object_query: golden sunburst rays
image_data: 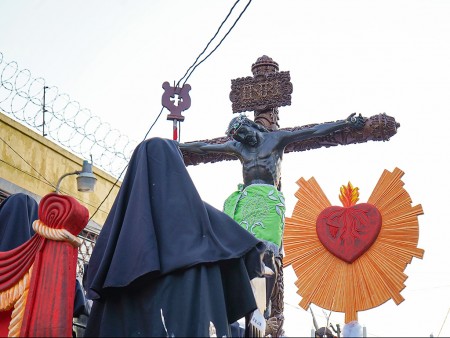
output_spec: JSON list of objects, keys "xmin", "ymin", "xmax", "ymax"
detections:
[{"xmin": 284, "ymin": 168, "xmax": 424, "ymax": 323}]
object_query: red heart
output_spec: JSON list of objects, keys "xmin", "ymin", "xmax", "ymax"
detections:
[{"xmin": 316, "ymin": 203, "xmax": 382, "ymax": 263}]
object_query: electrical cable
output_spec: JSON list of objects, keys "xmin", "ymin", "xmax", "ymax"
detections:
[
  {"xmin": 2, "ymin": 0, "xmax": 256, "ymax": 246},
  {"xmin": 89, "ymin": 1, "xmax": 253, "ymax": 221},
  {"xmin": 0, "ymin": 140, "xmax": 106, "ymax": 215},
  {"xmin": 182, "ymin": 0, "xmax": 252, "ymax": 86},
  {"xmin": 1, "ymin": 0, "xmax": 253, "ymax": 218},
  {"xmin": 176, "ymin": 0, "xmax": 241, "ymax": 88},
  {"xmin": 0, "ymin": 158, "xmax": 50, "ymax": 186},
  {"xmin": 142, "ymin": 106, "xmax": 165, "ymax": 141},
  {"xmin": 0, "ymin": 136, "xmax": 55, "ymax": 189},
  {"xmin": 88, "ymin": 106, "xmax": 165, "ymax": 221},
  {"xmin": 438, "ymin": 307, "xmax": 450, "ymax": 337}
]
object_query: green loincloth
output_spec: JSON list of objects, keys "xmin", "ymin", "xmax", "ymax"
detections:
[{"xmin": 223, "ymin": 184, "xmax": 285, "ymax": 248}]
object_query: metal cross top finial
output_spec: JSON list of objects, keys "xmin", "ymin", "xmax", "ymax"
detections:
[
  {"xmin": 162, "ymin": 82, "xmax": 192, "ymax": 122},
  {"xmin": 162, "ymin": 81, "xmax": 192, "ymax": 140}
]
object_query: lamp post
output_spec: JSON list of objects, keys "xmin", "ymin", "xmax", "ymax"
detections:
[{"xmin": 55, "ymin": 160, "xmax": 97, "ymax": 193}]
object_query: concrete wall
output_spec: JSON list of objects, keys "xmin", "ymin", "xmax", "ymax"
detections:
[{"xmin": 0, "ymin": 112, "xmax": 121, "ymax": 229}]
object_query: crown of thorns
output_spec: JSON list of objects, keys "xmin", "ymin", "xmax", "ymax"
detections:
[{"xmin": 226, "ymin": 114, "xmax": 248, "ymax": 136}]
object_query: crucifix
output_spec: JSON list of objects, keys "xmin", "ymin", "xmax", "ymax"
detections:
[{"xmin": 179, "ymin": 55, "xmax": 399, "ymax": 337}]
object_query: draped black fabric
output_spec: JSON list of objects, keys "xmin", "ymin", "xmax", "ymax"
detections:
[
  {"xmin": 85, "ymin": 137, "xmax": 265, "ymax": 337},
  {"xmin": 0, "ymin": 193, "xmax": 37, "ymax": 251}
]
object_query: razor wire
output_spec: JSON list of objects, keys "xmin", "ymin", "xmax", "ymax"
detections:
[{"xmin": 0, "ymin": 52, "xmax": 138, "ymax": 178}]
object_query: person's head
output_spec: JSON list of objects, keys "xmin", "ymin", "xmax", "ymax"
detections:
[
  {"xmin": 226, "ymin": 115, "xmax": 268, "ymax": 145},
  {"xmin": 315, "ymin": 327, "xmax": 334, "ymax": 338},
  {"xmin": 343, "ymin": 321, "xmax": 363, "ymax": 337}
]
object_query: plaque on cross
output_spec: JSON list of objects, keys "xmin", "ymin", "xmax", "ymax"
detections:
[{"xmin": 229, "ymin": 55, "xmax": 293, "ymax": 132}]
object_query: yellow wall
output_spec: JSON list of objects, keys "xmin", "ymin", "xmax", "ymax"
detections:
[{"xmin": 0, "ymin": 112, "xmax": 120, "ymax": 228}]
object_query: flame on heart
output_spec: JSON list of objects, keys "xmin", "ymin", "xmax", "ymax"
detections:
[{"xmin": 339, "ymin": 182, "xmax": 359, "ymax": 207}]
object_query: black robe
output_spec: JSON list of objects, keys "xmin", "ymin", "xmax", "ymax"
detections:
[
  {"xmin": 0, "ymin": 193, "xmax": 37, "ymax": 251},
  {"xmin": 84, "ymin": 137, "xmax": 265, "ymax": 337}
]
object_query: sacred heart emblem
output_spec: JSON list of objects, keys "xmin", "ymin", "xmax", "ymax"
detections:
[{"xmin": 316, "ymin": 183, "xmax": 382, "ymax": 263}]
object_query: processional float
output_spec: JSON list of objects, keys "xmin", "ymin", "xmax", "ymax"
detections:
[
  {"xmin": 0, "ymin": 56, "xmax": 419, "ymax": 338},
  {"xmin": 178, "ymin": 56, "xmax": 423, "ymax": 337}
]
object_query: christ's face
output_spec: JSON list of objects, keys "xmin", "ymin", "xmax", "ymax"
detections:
[{"xmin": 232, "ymin": 123, "xmax": 258, "ymax": 146}]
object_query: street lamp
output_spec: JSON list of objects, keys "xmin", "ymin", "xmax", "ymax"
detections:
[{"xmin": 55, "ymin": 160, "xmax": 97, "ymax": 193}]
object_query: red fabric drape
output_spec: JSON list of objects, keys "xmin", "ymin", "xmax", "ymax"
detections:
[{"xmin": 0, "ymin": 193, "xmax": 88, "ymax": 337}]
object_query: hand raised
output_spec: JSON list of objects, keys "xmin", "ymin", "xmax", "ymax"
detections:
[{"xmin": 347, "ymin": 113, "xmax": 365, "ymax": 129}]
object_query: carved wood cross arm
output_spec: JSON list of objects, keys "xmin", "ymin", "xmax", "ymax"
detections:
[{"xmin": 181, "ymin": 113, "xmax": 399, "ymax": 166}]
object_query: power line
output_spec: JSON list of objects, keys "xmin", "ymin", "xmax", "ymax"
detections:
[
  {"xmin": 1, "ymin": 0, "xmax": 255, "ymax": 231},
  {"xmin": 142, "ymin": 106, "xmax": 165, "ymax": 141},
  {"xmin": 182, "ymin": 0, "xmax": 253, "ymax": 86},
  {"xmin": 176, "ymin": 0, "xmax": 241, "ymax": 87},
  {"xmin": 0, "ymin": 138, "xmax": 108, "ymax": 216},
  {"xmin": 88, "ymin": 106, "xmax": 165, "ymax": 221},
  {"xmin": 0, "ymin": 135, "xmax": 55, "ymax": 189},
  {"xmin": 0, "ymin": 158, "xmax": 50, "ymax": 186},
  {"xmin": 438, "ymin": 307, "xmax": 450, "ymax": 337},
  {"xmin": 2, "ymin": 0, "xmax": 255, "ymax": 225},
  {"xmin": 89, "ymin": 1, "xmax": 254, "ymax": 221}
]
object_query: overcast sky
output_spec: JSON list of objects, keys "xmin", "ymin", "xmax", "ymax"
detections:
[{"xmin": 1, "ymin": 1, "xmax": 450, "ymax": 336}]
